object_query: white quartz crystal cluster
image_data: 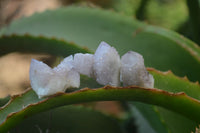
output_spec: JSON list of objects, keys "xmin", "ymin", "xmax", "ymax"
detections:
[
  {"xmin": 30, "ymin": 41, "xmax": 154, "ymax": 98},
  {"xmin": 29, "ymin": 56, "xmax": 80, "ymax": 98},
  {"xmin": 120, "ymin": 51, "xmax": 154, "ymax": 88},
  {"xmin": 93, "ymin": 42, "xmax": 120, "ymax": 86}
]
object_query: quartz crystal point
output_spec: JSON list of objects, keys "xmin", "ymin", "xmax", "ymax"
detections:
[
  {"xmin": 53, "ymin": 55, "xmax": 80, "ymax": 89},
  {"xmin": 53, "ymin": 55, "xmax": 73, "ymax": 73},
  {"xmin": 120, "ymin": 51, "xmax": 154, "ymax": 88},
  {"xmin": 73, "ymin": 53, "xmax": 94, "ymax": 77},
  {"xmin": 30, "ymin": 56, "xmax": 80, "ymax": 98},
  {"xmin": 93, "ymin": 41, "xmax": 121, "ymax": 86}
]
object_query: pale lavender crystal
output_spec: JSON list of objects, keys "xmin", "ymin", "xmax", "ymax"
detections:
[
  {"xmin": 29, "ymin": 56, "xmax": 80, "ymax": 98},
  {"xmin": 73, "ymin": 53, "xmax": 94, "ymax": 77},
  {"xmin": 93, "ymin": 41, "xmax": 120, "ymax": 86},
  {"xmin": 120, "ymin": 51, "xmax": 154, "ymax": 88}
]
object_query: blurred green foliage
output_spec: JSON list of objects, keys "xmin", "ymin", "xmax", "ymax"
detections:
[
  {"xmin": 0, "ymin": 0, "xmax": 200, "ymax": 133},
  {"xmin": 114, "ymin": 0, "xmax": 188, "ymax": 30}
]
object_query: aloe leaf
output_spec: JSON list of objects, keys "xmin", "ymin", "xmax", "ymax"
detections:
[
  {"xmin": 0, "ymin": 68, "xmax": 200, "ymax": 132},
  {"xmin": 9, "ymin": 105, "xmax": 123, "ymax": 133},
  {"xmin": 148, "ymin": 68, "xmax": 200, "ymax": 100},
  {"xmin": 130, "ymin": 102, "xmax": 168, "ymax": 133},
  {"xmin": 0, "ymin": 6, "xmax": 200, "ymax": 133},
  {"xmin": 131, "ymin": 102, "xmax": 198, "ymax": 133},
  {"xmin": 0, "ymin": 6, "xmax": 199, "ymax": 82},
  {"xmin": 0, "ymin": 87, "xmax": 199, "ymax": 132},
  {"xmin": 129, "ymin": 68, "xmax": 200, "ymax": 133},
  {"xmin": 0, "ymin": 35, "xmax": 90, "ymax": 56},
  {"xmin": 156, "ymin": 106, "xmax": 198, "ymax": 133},
  {"xmin": 0, "ymin": 96, "xmax": 10, "ymax": 107}
]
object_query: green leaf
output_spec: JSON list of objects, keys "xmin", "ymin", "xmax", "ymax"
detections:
[
  {"xmin": 129, "ymin": 103, "xmax": 158, "ymax": 133},
  {"xmin": 0, "ymin": 96, "xmax": 10, "ymax": 107},
  {"xmin": 151, "ymin": 68, "xmax": 200, "ymax": 133},
  {"xmin": 129, "ymin": 69, "xmax": 200, "ymax": 133},
  {"xmin": 149, "ymin": 68, "xmax": 200, "ymax": 100},
  {"xmin": 0, "ymin": 6, "xmax": 200, "ymax": 133},
  {"xmin": 0, "ymin": 6, "xmax": 199, "ymax": 82},
  {"xmin": 9, "ymin": 105, "xmax": 123, "ymax": 133},
  {"xmin": 113, "ymin": 0, "xmax": 188, "ymax": 30},
  {"xmin": 0, "ymin": 69, "xmax": 200, "ymax": 132},
  {"xmin": 0, "ymin": 35, "xmax": 90, "ymax": 56},
  {"xmin": 131, "ymin": 102, "xmax": 198, "ymax": 133},
  {"xmin": 156, "ymin": 106, "xmax": 198, "ymax": 133}
]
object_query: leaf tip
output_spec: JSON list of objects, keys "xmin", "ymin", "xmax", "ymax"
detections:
[
  {"xmin": 182, "ymin": 76, "xmax": 189, "ymax": 81},
  {"xmin": 195, "ymin": 81, "xmax": 200, "ymax": 85}
]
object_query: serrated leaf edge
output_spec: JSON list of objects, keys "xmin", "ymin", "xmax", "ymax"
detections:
[
  {"xmin": 0, "ymin": 34, "xmax": 91, "ymax": 54},
  {"xmin": 147, "ymin": 68, "xmax": 200, "ymax": 86},
  {"xmin": 1, "ymin": 85, "xmax": 200, "ymax": 132}
]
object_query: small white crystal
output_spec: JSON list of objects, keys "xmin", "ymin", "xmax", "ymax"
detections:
[
  {"xmin": 30, "ymin": 59, "xmax": 54, "ymax": 98},
  {"xmin": 73, "ymin": 53, "xmax": 94, "ymax": 77},
  {"xmin": 66, "ymin": 69, "xmax": 80, "ymax": 88},
  {"xmin": 53, "ymin": 55, "xmax": 80, "ymax": 89},
  {"xmin": 53, "ymin": 55, "xmax": 73, "ymax": 73},
  {"xmin": 93, "ymin": 41, "xmax": 120, "ymax": 86},
  {"xmin": 120, "ymin": 51, "xmax": 154, "ymax": 88},
  {"xmin": 141, "ymin": 72, "xmax": 154, "ymax": 88},
  {"xmin": 29, "ymin": 56, "xmax": 80, "ymax": 98}
]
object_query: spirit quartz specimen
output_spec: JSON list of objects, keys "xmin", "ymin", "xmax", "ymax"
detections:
[{"xmin": 30, "ymin": 41, "xmax": 154, "ymax": 98}]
